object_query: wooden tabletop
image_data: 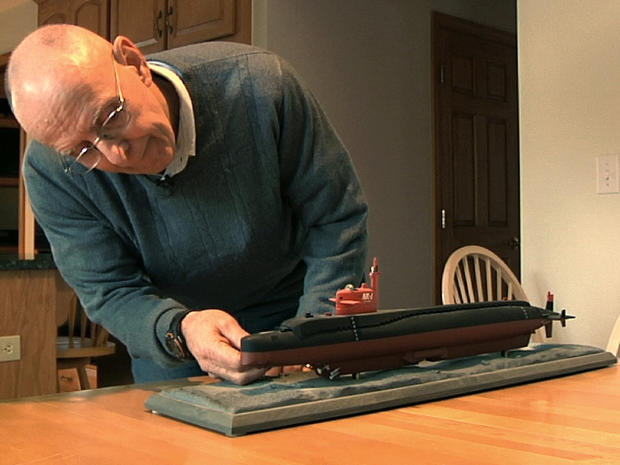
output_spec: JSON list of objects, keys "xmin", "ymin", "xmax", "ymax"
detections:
[{"xmin": 2, "ymin": 365, "xmax": 619, "ymax": 465}]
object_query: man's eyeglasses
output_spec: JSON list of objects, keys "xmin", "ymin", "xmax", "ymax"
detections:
[{"xmin": 64, "ymin": 56, "xmax": 127, "ymax": 175}]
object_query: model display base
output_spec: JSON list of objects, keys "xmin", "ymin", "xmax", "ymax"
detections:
[{"xmin": 145, "ymin": 344, "xmax": 616, "ymax": 436}]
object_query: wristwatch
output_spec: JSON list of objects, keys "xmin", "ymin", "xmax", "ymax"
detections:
[{"xmin": 164, "ymin": 311, "xmax": 193, "ymax": 360}]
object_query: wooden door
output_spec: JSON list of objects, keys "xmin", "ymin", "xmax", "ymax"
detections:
[
  {"xmin": 433, "ymin": 12, "xmax": 520, "ymax": 299},
  {"xmin": 110, "ymin": 0, "xmax": 167, "ymax": 54}
]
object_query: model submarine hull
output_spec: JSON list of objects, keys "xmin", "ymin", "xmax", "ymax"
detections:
[{"xmin": 240, "ymin": 300, "xmax": 573, "ymax": 378}]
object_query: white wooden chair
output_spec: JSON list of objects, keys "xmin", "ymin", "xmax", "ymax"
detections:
[
  {"xmin": 57, "ymin": 294, "xmax": 116, "ymax": 391},
  {"xmin": 606, "ymin": 314, "xmax": 620, "ymax": 356},
  {"xmin": 441, "ymin": 245, "xmax": 545, "ymax": 343}
]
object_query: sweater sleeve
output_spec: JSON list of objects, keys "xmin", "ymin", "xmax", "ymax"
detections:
[
  {"xmin": 23, "ymin": 142, "xmax": 188, "ymax": 367},
  {"xmin": 272, "ymin": 58, "xmax": 369, "ymax": 316}
]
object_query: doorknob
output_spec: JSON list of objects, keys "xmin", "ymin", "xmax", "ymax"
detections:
[{"xmin": 509, "ymin": 236, "xmax": 520, "ymax": 250}]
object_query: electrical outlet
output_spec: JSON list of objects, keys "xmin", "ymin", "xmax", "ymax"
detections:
[
  {"xmin": 596, "ymin": 154, "xmax": 620, "ymax": 194},
  {"xmin": 0, "ymin": 335, "xmax": 21, "ymax": 362}
]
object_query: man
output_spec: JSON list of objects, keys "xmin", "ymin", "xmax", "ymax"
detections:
[{"xmin": 6, "ymin": 25, "xmax": 368, "ymax": 384}]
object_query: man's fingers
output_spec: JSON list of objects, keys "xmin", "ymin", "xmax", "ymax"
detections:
[
  {"xmin": 181, "ymin": 309, "xmax": 266, "ymax": 384},
  {"xmin": 207, "ymin": 365, "xmax": 269, "ymax": 385}
]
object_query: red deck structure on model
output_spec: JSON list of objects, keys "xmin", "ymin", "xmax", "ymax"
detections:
[{"xmin": 330, "ymin": 257, "xmax": 380, "ymax": 315}]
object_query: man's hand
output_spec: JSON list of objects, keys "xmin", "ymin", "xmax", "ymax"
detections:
[{"xmin": 181, "ymin": 309, "xmax": 268, "ymax": 385}]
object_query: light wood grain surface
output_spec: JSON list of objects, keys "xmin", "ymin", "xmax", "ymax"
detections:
[
  {"xmin": 1, "ymin": 365, "xmax": 619, "ymax": 465},
  {"xmin": 0, "ymin": 269, "xmax": 75, "ymax": 400},
  {"xmin": 0, "ymin": 270, "xmax": 56, "ymax": 399}
]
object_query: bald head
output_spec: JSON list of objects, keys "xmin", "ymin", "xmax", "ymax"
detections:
[
  {"xmin": 6, "ymin": 25, "xmax": 175, "ymax": 175},
  {"xmin": 7, "ymin": 24, "xmax": 114, "ymax": 143}
]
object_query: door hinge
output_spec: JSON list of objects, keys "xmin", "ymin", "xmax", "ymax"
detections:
[
  {"xmin": 440, "ymin": 64, "xmax": 445, "ymax": 84},
  {"xmin": 166, "ymin": 6, "xmax": 174, "ymax": 34},
  {"xmin": 441, "ymin": 209, "xmax": 446, "ymax": 229}
]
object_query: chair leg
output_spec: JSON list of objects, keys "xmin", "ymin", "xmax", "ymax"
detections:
[{"xmin": 77, "ymin": 366, "xmax": 90, "ymax": 390}]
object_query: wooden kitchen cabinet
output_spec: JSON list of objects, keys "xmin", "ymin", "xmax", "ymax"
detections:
[
  {"xmin": 0, "ymin": 54, "xmax": 38, "ymax": 257},
  {"xmin": 0, "ymin": 265, "xmax": 71, "ymax": 399},
  {"xmin": 110, "ymin": 0, "xmax": 250, "ymax": 54},
  {"xmin": 110, "ymin": 0, "xmax": 166, "ymax": 53},
  {"xmin": 36, "ymin": 0, "xmax": 250, "ymax": 53},
  {"xmin": 37, "ymin": 0, "xmax": 110, "ymax": 38}
]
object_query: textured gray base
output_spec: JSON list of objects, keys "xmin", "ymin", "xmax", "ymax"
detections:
[{"xmin": 145, "ymin": 344, "xmax": 617, "ymax": 436}]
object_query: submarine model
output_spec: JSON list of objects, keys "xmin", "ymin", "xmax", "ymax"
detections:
[{"xmin": 240, "ymin": 258, "xmax": 574, "ymax": 378}]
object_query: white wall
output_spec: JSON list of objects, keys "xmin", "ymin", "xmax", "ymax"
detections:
[
  {"xmin": 519, "ymin": 0, "xmax": 620, "ymax": 349},
  {"xmin": 0, "ymin": 0, "xmax": 37, "ymax": 55},
  {"xmin": 254, "ymin": 0, "xmax": 516, "ymax": 310}
]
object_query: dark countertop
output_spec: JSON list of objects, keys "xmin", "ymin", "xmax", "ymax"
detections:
[{"xmin": 0, "ymin": 253, "xmax": 56, "ymax": 270}]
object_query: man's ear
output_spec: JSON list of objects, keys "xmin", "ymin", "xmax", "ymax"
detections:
[{"xmin": 112, "ymin": 35, "xmax": 153, "ymax": 86}]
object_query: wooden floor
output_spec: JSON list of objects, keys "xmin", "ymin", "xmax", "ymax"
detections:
[{"xmin": 1, "ymin": 364, "xmax": 619, "ymax": 464}]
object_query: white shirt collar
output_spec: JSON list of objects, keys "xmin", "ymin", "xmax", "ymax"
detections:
[{"xmin": 148, "ymin": 62, "xmax": 196, "ymax": 178}]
